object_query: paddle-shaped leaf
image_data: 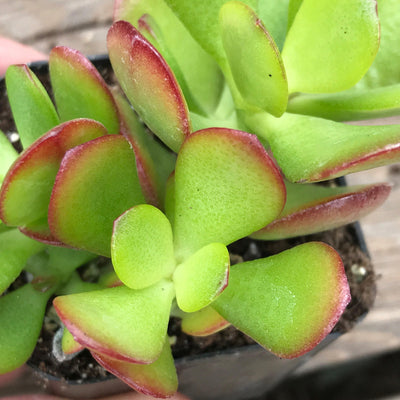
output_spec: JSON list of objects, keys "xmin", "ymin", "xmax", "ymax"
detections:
[
  {"xmin": 181, "ymin": 306, "xmax": 230, "ymax": 337},
  {"xmin": 0, "ymin": 119, "xmax": 107, "ymax": 244},
  {"xmin": 252, "ymin": 112, "xmax": 400, "ymax": 182},
  {"xmin": 0, "ymin": 229, "xmax": 45, "ymax": 294},
  {"xmin": 220, "ymin": 1, "xmax": 288, "ymax": 117},
  {"xmin": 112, "ymin": 205, "xmax": 175, "ymax": 290},
  {"xmin": 282, "ymin": 0, "xmax": 380, "ymax": 93},
  {"xmin": 252, "ymin": 182, "xmax": 391, "ymax": 240},
  {"xmin": 92, "ymin": 338, "xmax": 177, "ymax": 398},
  {"xmin": 114, "ymin": 0, "xmax": 223, "ymax": 115},
  {"xmin": 53, "ymin": 281, "xmax": 174, "ymax": 363},
  {"xmin": 173, "ymin": 128, "xmax": 286, "ymax": 262},
  {"xmin": 5, "ymin": 65, "xmax": 60, "ymax": 148},
  {"xmin": 0, "ymin": 282, "xmax": 54, "ymax": 373},
  {"xmin": 173, "ymin": 242, "xmax": 229, "ymax": 312},
  {"xmin": 49, "ymin": 47, "xmax": 120, "ymax": 134},
  {"xmin": 214, "ymin": 242, "xmax": 350, "ymax": 358},
  {"xmin": 108, "ymin": 21, "xmax": 191, "ymax": 153},
  {"xmin": 49, "ymin": 135, "xmax": 146, "ymax": 256},
  {"xmin": 0, "ymin": 132, "xmax": 17, "ymax": 183}
]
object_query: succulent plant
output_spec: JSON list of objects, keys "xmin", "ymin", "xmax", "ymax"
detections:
[{"xmin": 0, "ymin": 0, "xmax": 400, "ymax": 398}]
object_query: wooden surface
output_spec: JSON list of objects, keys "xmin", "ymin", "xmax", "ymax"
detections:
[{"xmin": 1, "ymin": 0, "xmax": 400, "ymax": 383}]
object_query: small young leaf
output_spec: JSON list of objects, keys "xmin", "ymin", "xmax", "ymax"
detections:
[
  {"xmin": 174, "ymin": 243, "xmax": 229, "ymax": 312},
  {"xmin": 253, "ymin": 112, "xmax": 400, "ymax": 182},
  {"xmin": 108, "ymin": 21, "xmax": 191, "ymax": 153},
  {"xmin": 173, "ymin": 128, "xmax": 286, "ymax": 261},
  {"xmin": 0, "ymin": 131, "xmax": 17, "ymax": 183},
  {"xmin": 62, "ymin": 327, "xmax": 84, "ymax": 355},
  {"xmin": 0, "ymin": 229, "xmax": 45, "ymax": 294},
  {"xmin": 49, "ymin": 47, "xmax": 120, "ymax": 134},
  {"xmin": 220, "ymin": 1, "xmax": 288, "ymax": 117},
  {"xmin": 53, "ymin": 281, "xmax": 174, "ymax": 363},
  {"xmin": 48, "ymin": 135, "xmax": 146, "ymax": 256},
  {"xmin": 5, "ymin": 65, "xmax": 60, "ymax": 148},
  {"xmin": 282, "ymin": 0, "xmax": 380, "ymax": 93},
  {"xmin": 0, "ymin": 119, "xmax": 107, "ymax": 243},
  {"xmin": 0, "ymin": 283, "xmax": 53, "ymax": 374},
  {"xmin": 213, "ymin": 242, "xmax": 350, "ymax": 358},
  {"xmin": 112, "ymin": 205, "xmax": 175, "ymax": 290},
  {"xmin": 92, "ymin": 338, "xmax": 178, "ymax": 398},
  {"xmin": 181, "ymin": 306, "xmax": 230, "ymax": 337},
  {"xmin": 252, "ymin": 182, "xmax": 391, "ymax": 240}
]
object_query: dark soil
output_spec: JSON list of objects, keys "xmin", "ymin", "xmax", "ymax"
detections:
[{"xmin": 0, "ymin": 60, "xmax": 376, "ymax": 386}]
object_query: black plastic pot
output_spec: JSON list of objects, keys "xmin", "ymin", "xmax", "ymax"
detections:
[{"xmin": 0, "ymin": 59, "xmax": 374, "ymax": 400}]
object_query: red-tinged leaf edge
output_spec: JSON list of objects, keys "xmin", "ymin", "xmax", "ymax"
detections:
[
  {"xmin": 181, "ymin": 306, "xmax": 230, "ymax": 336},
  {"xmin": 252, "ymin": 182, "xmax": 391, "ymax": 240}
]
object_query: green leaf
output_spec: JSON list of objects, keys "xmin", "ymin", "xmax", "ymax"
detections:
[
  {"xmin": 251, "ymin": 112, "xmax": 400, "ymax": 182},
  {"xmin": 114, "ymin": 0, "xmax": 224, "ymax": 115},
  {"xmin": 49, "ymin": 46, "xmax": 120, "ymax": 134},
  {"xmin": 287, "ymin": 84, "xmax": 400, "ymax": 121},
  {"xmin": 0, "ymin": 119, "xmax": 107, "ymax": 243},
  {"xmin": 0, "ymin": 131, "xmax": 18, "ymax": 183},
  {"xmin": 62, "ymin": 327, "xmax": 84, "ymax": 355},
  {"xmin": 180, "ymin": 305, "xmax": 230, "ymax": 336},
  {"xmin": 0, "ymin": 229, "xmax": 45, "ymax": 294},
  {"xmin": 173, "ymin": 243, "xmax": 229, "ymax": 312},
  {"xmin": 48, "ymin": 135, "xmax": 146, "ymax": 256},
  {"xmin": 282, "ymin": 0, "xmax": 380, "ymax": 93},
  {"xmin": 5, "ymin": 65, "xmax": 60, "ymax": 148},
  {"xmin": 92, "ymin": 338, "xmax": 178, "ymax": 398},
  {"xmin": 173, "ymin": 128, "xmax": 286, "ymax": 261},
  {"xmin": 214, "ymin": 242, "xmax": 350, "ymax": 358},
  {"xmin": 219, "ymin": 1, "xmax": 288, "ymax": 117},
  {"xmin": 112, "ymin": 205, "xmax": 175, "ymax": 290},
  {"xmin": 53, "ymin": 281, "xmax": 174, "ymax": 363},
  {"xmin": 107, "ymin": 21, "xmax": 191, "ymax": 153},
  {"xmin": 0, "ymin": 283, "xmax": 52, "ymax": 373},
  {"xmin": 252, "ymin": 181, "xmax": 391, "ymax": 240}
]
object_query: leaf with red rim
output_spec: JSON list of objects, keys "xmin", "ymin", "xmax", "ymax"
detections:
[
  {"xmin": 48, "ymin": 135, "xmax": 146, "ymax": 256},
  {"xmin": 282, "ymin": 0, "xmax": 380, "ymax": 93},
  {"xmin": 0, "ymin": 229, "xmax": 45, "ymax": 294},
  {"xmin": 173, "ymin": 243, "xmax": 229, "ymax": 313},
  {"xmin": 53, "ymin": 280, "xmax": 174, "ymax": 364},
  {"xmin": 213, "ymin": 242, "xmax": 350, "ymax": 358},
  {"xmin": 62, "ymin": 327, "xmax": 84, "ymax": 355},
  {"xmin": 107, "ymin": 21, "xmax": 191, "ymax": 153},
  {"xmin": 173, "ymin": 128, "xmax": 286, "ymax": 262},
  {"xmin": 0, "ymin": 119, "xmax": 107, "ymax": 244},
  {"xmin": 111, "ymin": 205, "xmax": 175, "ymax": 290},
  {"xmin": 91, "ymin": 338, "xmax": 177, "ymax": 398},
  {"xmin": 254, "ymin": 112, "xmax": 400, "ymax": 182},
  {"xmin": 5, "ymin": 65, "xmax": 60, "ymax": 148},
  {"xmin": 49, "ymin": 46, "xmax": 120, "ymax": 134},
  {"xmin": 181, "ymin": 306, "xmax": 230, "ymax": 336},
  {"xmin": 251, "ymin": 181, "xmax": 391, "ymax": 240},
  {"xmin": 219, "ymin": 1, "xmax": 288, "ymax": 117}
]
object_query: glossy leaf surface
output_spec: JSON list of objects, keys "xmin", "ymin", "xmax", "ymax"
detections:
[
  {"xmin": 108, "ymin": 21, "xmax": 191, "ymax": 153},
  {"xmin": 49, "ymin": 47, "xmax": 120, "ymax": 134},
  {"xmin": 49, "ymin": 135, "xmax": 146, "ymax": 256},
  {"xmin": 54, "ymin": 281, "xmax": 174, "ymax": 363},
  {"xmin": 5, "ymin": 65, "xmax": 60, "ymax": 148},
  {"xmin": 214, "ymin": 242, "xmax": 350, "ymax": 358},
  {"xmin": 0, "ymin": 283, "xmax": 52, "ymax": 373},
  {"xmin": 0, "ymin": 132, "xmax": 17, "ymax": 183},
  {"xmin": 282, "ymin": 0, "xmax": 380, "ymax": 93},
  {"xmin": 255, "ymin": 112, "xmax": 400, "ymax": 182},
  {"xmin": 92, "ymin": 339, "xmax": 177, "ymax": 398},
  {"xmin": 252, "ymin": 182, "xmax": 391, "ymax": 240},
  {"xmin": 0, "ymin": 229, "xmax": 45, "ymax": 294},
  {"xmin": 220, "ymin": 1, "xmax": 287, "ymax": 117},
  {"xmin": 112, "ymin": 205, "xmax": 175, "ymax": 290},
  {"xmin": 173, "ymin": 128, "xmax": 286, "ymax": 261},
  {"xmin": 181, "ymin": 306, "xmax": 230, "ymax": 336},
  {"xmin": 173, "ymin": 243, "xmax": 229, "ymax": 312},
  {"xmin": 0, "ymin": 119, "xmax": 107, "ymax": 243}
]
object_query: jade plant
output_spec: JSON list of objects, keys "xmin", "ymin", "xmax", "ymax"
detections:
[{"xmin": 0, "ymin": 0, "xmax": 400, "ymax": 398}]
